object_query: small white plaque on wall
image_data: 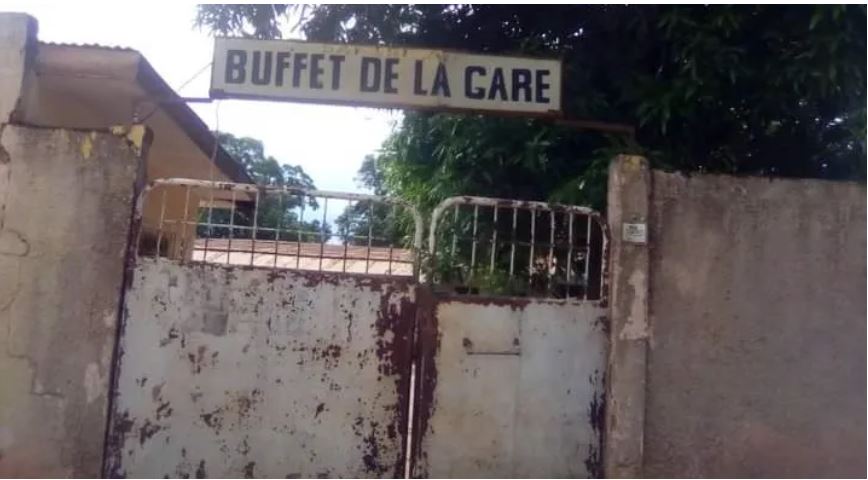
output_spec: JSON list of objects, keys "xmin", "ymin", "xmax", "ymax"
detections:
[{"xmin": 622, "ymin": 223, "xmax": 647, "ymax": 244}]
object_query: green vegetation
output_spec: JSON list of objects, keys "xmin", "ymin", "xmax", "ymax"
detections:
[
  {"xmin": 198, "ymin": 5, "xmax": 866, "ymax": 213},
  {"xmin": 198, "ymin": 133, "xmax": 329, "ymax": 241},
  {"xmin": 197, "ymin": 5, "xmax": 865, "ymax": 293}
]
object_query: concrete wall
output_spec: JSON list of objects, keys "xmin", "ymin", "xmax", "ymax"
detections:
[
  {"xmin": 642, "ymin": 170, "xmax": 866, "ymax": 477},
  {"xmin": 1, "ymin": 13, "xmax": 237, "ymax": 264},
  {"xmin": 0, "ymin": 13, "xmax": 36, "ymax": 124},
  {"xmin": 0, "ymin": 125, "xmax": 143, "ymax": 476},
  {"xmin": 107, "ymin": 259, "xmax": 416, "ymax": 478}
]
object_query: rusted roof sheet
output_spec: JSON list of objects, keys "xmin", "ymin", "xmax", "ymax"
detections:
[
  {"xmin": 195, "ymin": 239, "xmax": 414, "ymax": 261},
  {"xmin": 192, "ymin": 239, "xmax": 415, "ymax": 276}
]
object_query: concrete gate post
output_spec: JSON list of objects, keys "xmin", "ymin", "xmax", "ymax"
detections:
[
  {"xmin": 603, "ymin": 155, "xmax": 650, "ymax": 478},
  {"xmin": 0, "ymin": 16, "xmax": 152, "ymax": 471}
]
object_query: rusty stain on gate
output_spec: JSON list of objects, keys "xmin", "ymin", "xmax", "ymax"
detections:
[
  {"xmin": 105, "ymin": 180, "xmax": 608, "ymax": 478},
  {"xmin": 105, "ymin": 180, "xmax": 423, "ymax": 478},
  {"xmin": 105, "ymin": 260, "xmax": 417, "ymax": 478},
  {"xmin": 409, "ymin": 297, "xmax": 608, "ymax": 478}
]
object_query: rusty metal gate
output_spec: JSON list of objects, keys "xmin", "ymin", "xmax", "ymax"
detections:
[
  {"xmin": 411, "ymin": 197, "xmax": 609, "ymax": 478},
  {"xmin": 104, "ymin": 180, "xmax": 423, "ymax": 478},
  {"xmin": 104, "ymin": 181, "xmax": 607, "ymax": 478}
]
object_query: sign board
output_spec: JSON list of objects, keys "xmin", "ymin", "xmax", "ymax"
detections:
[
  {"xmin": 210, "ymin": 38, "xmax": 562, "ymax": 116},
  {"xmin": 622, "ymin": 223, "xmax": 647, "ymax": 244}
]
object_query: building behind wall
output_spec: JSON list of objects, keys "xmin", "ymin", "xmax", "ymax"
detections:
[{"xmin": 15, "ymin": 31, "xmax": 258, "ymax": 260}]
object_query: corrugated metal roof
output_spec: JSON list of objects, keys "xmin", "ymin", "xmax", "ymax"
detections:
[
  {"xmin": 191, "ymin": 239, "xmax": 415, "ymax": 276},
  {"xmin": 40, "ymin": 40, "xmax": 137, "ymax": 52},
  {"xmin": 194, "ymin": 239, "xmax": 415, "ymax": 262}
]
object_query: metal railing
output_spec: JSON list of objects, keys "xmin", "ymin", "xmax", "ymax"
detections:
[
  {"xmin": 133, "ymin": 179, "xmax": 608, "ymax": 299},
  {"xmin": 134, "ymin": 178, "xmax": 424, "ymax": 277},
  {"xmin": 428, "ymin": 196, "xmax": 608, "ymax": 301}
]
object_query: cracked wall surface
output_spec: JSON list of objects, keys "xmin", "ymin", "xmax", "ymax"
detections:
[{"xmin": 0, "ymin": 125, "xmax": 141, "ymax": 477}]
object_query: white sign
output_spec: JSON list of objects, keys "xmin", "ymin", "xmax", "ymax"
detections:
[
  {"xmin": 210, "ymin": 38, "xmax": 562, "ymax": 116},
  {"xmin": 622, "ymin": 223, "xmax": 647, "ymax": 244}
]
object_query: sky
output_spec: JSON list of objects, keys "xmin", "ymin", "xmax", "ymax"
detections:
[{"xmin": 2, "ymin": 2, "xmax": 401, "ymax": 193}]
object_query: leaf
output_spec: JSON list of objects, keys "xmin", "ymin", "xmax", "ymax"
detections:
[{"xmin": 809, "ymin": 10, "xmax": 822, "ymax": 30}]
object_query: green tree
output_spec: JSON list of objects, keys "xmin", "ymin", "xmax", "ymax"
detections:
[
  {"xmin": 333, "ymin": 155, "xmax": 415, "ymax": 247},
  {"xmin": 197, "ymin": 5, "xmax": 864, "ymax": 293},
  {"xmin": 197, "ymin": 5, "xmax": 865, "ymax": 212},
  {"xmin": 199, "ymin": 132, "xmax": 330, "ymax": 242},
  {"xmin": 217, "ymin": 132, "xmax": 315, "ymax": 190}
]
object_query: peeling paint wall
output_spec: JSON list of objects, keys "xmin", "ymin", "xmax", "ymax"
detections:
[
  {"xmin": 414, "ymin": 297, "xmax": 608, "ymax": 478},
  {"xmin": 0, "ymin": 125, "xmax": 142, "ymax": 477},
  {"xmin": 107, "ymin": 259, "xmax": 415, "ymax": 478},
  {"xmin": 644, "ymin": 171, "xmax": 866, "ymax": 477}
]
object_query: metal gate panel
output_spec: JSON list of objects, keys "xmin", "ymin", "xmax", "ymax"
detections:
[
  {"xmin": 105, "ymin": 258, "xmax": 415, "ymax": 478},
  {"xmin": 413, "ymin": 297, "xmax": 607, "ymax": 478}
]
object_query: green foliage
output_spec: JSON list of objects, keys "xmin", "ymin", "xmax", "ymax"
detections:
[
  {"xmin": 332, "ymin": 155, "xmax": 418, "ymax": 247},
  {"xmin": 217, "ymin": 132, "xmax": 315, "ymax": 190},
  {"xmin": 369, "ymin": 113, "xmax": 630, "ymax": 211},
  {"xmin": 197, "ymin": 5, "xmax": 865, "ymax": 214},
  {"xmin": 198, "ymin": 5, "xmax": 865, "ymax": 294},
  {"xmin": 424, "ymin": 245, "xmax": 528, "ymax": 296},
  {"xmin": 467, "ymin": 269, "xmax": 530, "ymax": 297},
  {"xmin": 195, "ymin": 4, "xmax": 293, "ymax": 39},
  {"xmin": 199, "ymin": 132, "xmax": 330, "ymax": 241}
]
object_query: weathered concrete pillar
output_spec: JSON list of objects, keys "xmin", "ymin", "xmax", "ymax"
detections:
[
  {"xmin": 0, "ymin": 125, "xmax": 148, "ymax": 477},
  {"xmin": 603, "ymin": 155, "xmax": 650, "ymax": 478},
  {"xmin": 0, "ymin": 13, "xmax": 37, "ymax": 123}
]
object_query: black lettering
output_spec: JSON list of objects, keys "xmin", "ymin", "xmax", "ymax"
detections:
[
  {"xmin": 384, "ymin": 58, "xmax": 399, "ymax": 94},
  {"xmin": 431, "ymin": 63, "xmax": 451, "ymax": 97},
  {"xmin": 251, "ymin": 51, "xmax": 272, "ymax": 85},
  {"xmin": 275, "ymin": 52, "xmax": 291, "ymax": 86},
  {"xmin": 535, "ymin": 69, "xmax": 551, "ymax": 104},
  {"xmin": 511, "ymin": 68, "xmax": 532, "ymax": 102},
  {"xmin": 225, "ymin": 49, "xmax": 247, "ymax": 84},
  {"xmin": 413, "ymin": 60, "xmax": 427, "ymax": 95},
  {"xmin": 292, "ymin": 53, "xmax": 308, "ymax": 88},
  {"xmin": 488, "ymin": 67, "xmax": 507, "ymax": 101},
  {"xmin": 328, "ymin": 55, "xmax": 345, "ymax": 90},
  {"xmin": 309, "ymin": 54, "xmax": 325, "ymax": 89},
  {"xmin": 464, "ymin": 66, "xmax": 486, "ymax": 99},
  {"xmin": 360, "ymin": 57, "xmax": 381, "ymax": 92}
]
